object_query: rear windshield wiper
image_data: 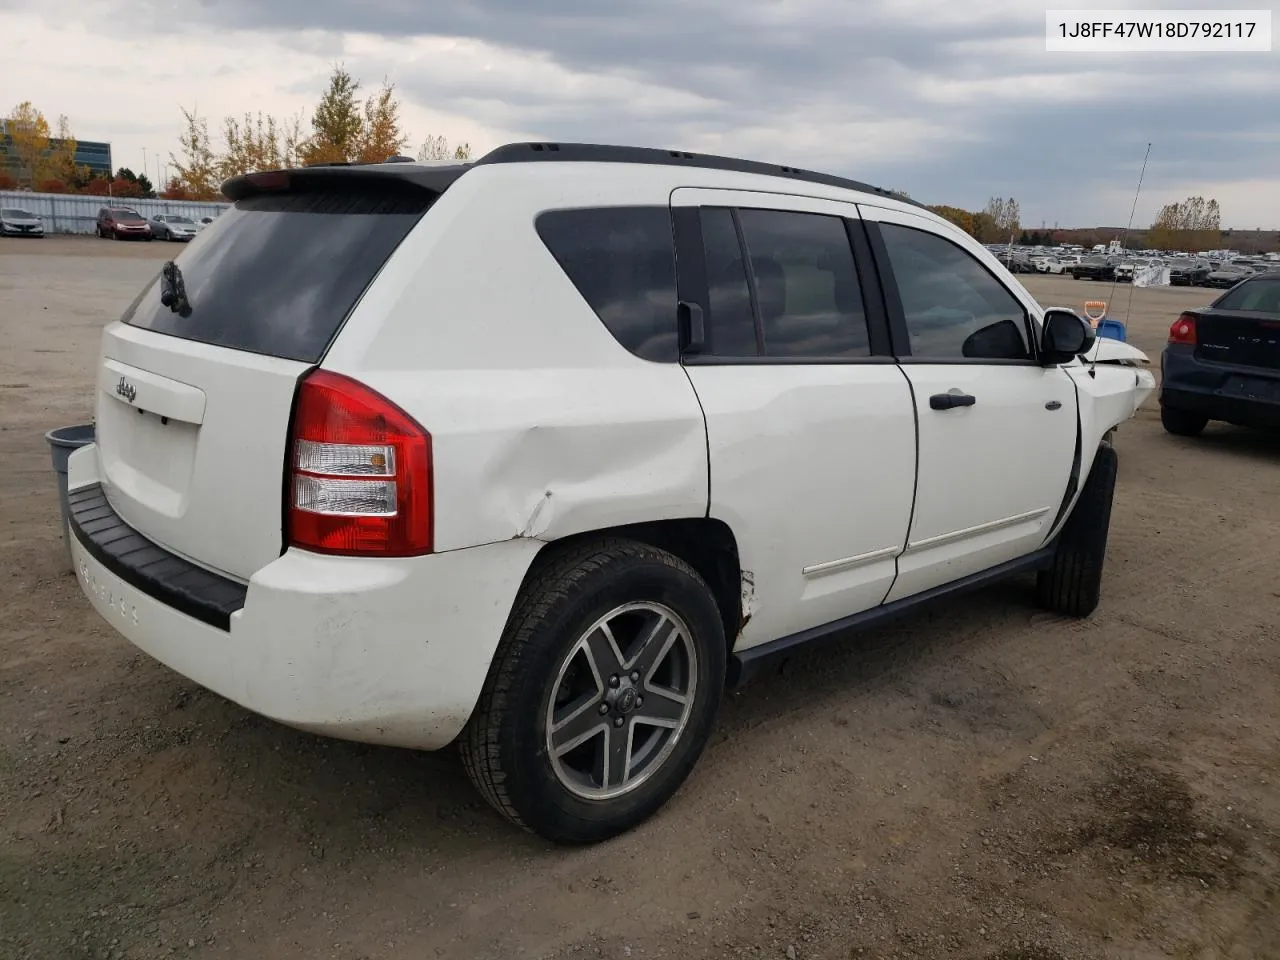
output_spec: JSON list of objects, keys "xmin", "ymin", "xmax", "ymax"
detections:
[{"xmin": 159, "ymin": 260, "xmax": 191, "ymax": 317}]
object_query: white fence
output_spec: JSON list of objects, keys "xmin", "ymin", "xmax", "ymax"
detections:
[{"xmin": 0, "ymin": 191, "xmax": 232, "ymax": 235}]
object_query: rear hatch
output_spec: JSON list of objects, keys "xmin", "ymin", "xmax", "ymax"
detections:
[
  {"xmin": 1195, "ymin": 278, "xmax": 1280, "ymax": 372},
  {"xmin": 95, "ymin": 170, "xmax": 450, "ymax": 580}
]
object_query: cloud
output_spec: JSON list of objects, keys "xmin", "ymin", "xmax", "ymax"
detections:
[{"xmin": 3, "ymin": 0, "xmax": 1277, "ymax": 227}]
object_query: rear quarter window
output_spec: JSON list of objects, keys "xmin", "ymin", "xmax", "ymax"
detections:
[
  {"xmin": 535, "ymin": 206, "xmax": 679, "ymax": 362},
  {"xmin": 122, "ymin": 186, "xmax": 433, "ymax": 363}
]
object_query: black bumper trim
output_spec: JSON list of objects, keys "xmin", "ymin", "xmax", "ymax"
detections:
[
  {"xmin": 1161, "ymin": 388, "xmax": 1280, "ymax": 429},
  {"xmin": 68, "ymin": 483, "xmax": 247, "ymax": 630}
]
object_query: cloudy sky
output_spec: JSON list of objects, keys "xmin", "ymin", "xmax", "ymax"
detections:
[{"xmin": 3, "ymin": 0, "xmax": 1277, "ymax": 227}]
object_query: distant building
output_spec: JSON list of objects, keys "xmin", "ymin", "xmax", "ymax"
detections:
[
  {"xmin": 0, "ymin": 120, "xmax": 113, "ymax": 178},
  {"xmin": 70, "ymin": 139, "xmax": 113, "ymax": 175}
]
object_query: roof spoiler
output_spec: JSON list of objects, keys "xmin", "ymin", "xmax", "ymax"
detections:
[{"xmin": 220, "ymin": 161, "xmax": 471, "ymax": 203}]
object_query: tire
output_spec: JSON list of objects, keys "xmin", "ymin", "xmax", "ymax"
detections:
[
  {"xmin": 1161, "ymin": 404, "xmax": 1209, "ymax": 437},
  {"xmin": 461, "ymin": 538, "xmax": 726, "ymax": 844},
  {"xmin": 1036, "ymin": 444, "xmax": 1118, "ymax": 618}
]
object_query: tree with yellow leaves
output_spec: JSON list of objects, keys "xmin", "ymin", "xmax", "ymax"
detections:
[
  {"xmin": 417, "ymin": 135, "xmax": 473, "ymax": 161},
  {"xmin": 416, "ymin": 135, "xmax": 472, "ymax": 162},
  {"xmin": 46, "ymin": 114, "xmax": 81, "ymax": 184},
  {"xmin": 356, "ymin": 80, "xmax": 409, "ymax": 164},
  {"xmin": 1147, "ymin": 196, "xmax": 1221, "ymax": 252},
  {"xmin": 168, "ymin": 106, "xmax": 222, "ymax": 200},
  {"xmin": 5, "ymin": 101, "xmax": 52, "ymax": 186},
  {"xmin": 221, "ymin": 112, "xmax": 284, "ymax": 179},
  {"xmin": 298, "ymin": 65, "xmax": 364, "ymax": 165}
]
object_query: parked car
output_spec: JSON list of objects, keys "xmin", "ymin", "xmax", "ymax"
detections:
[
  {"xmin": 1113, "ymin": 258, "xmax": 1155, "ymax": 283},
  {"xmin": 1160, "ymin": 275, "xmax": 1280, "ymax": 435},
  {"xmin": 195, "ymin": 215, "xmax": 217, "ymax": 231},
  {"xmin": 1168, "ymin": 258, "xmax": 1211, "ymax": 286},
  {"xmin": 996, "ymin": 249, "xmax": 1034, "ymax": 273},
  {"xmin": 149, "ymin": 214, "xmax": 199, "ymax": 242},
  {"xmin": 96, "ymin": 207, "xmax": 152, "ymax": 241},
  {"xmin": 1204, "ymin": 263, "xmax": 1254, "ymax": 289},
  {"xmin": 63, "ymin": 142, "xmax": 1155, "ymax": 844},
  {"xmin": 1033, "ymin": 256, "xmax": 1066, "ymax": 274},
  {"xmin": 1072, "ymin": 255, "xmax": 1115, "ymax": 281},
  {"xmin": 0, "ymin": 207, "xmax": 45, "ymax": 237}
]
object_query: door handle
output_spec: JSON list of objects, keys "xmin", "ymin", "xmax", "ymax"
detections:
[
  {"xmin": 929, "ymin": 392, "xmax": 976, "ymax": 410},
  {"xmin": 678, "ymin": 301, "xmax": 706, "ymax": 354}
]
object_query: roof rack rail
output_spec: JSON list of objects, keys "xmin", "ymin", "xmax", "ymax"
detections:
[{"xmin": 472, "ymin": 142, "xmax": 922, "ymax": 208}]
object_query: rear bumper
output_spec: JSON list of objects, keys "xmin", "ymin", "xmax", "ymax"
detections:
[
  {"xmin": 67, "ymin": 443, "xmax": 542, "ymax": 749},
  {"xmin": 1160, "ymin": 345, "xmax": 1280, "ymax": 429}
]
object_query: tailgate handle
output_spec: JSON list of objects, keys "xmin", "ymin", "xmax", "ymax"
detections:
[
  {"xmin": 101, "ymin": 359, "xmax": 207, "ymax": 425},
  {"xmin": 930, "ymin": 392, "xmax": 976, "ymax": 410}
]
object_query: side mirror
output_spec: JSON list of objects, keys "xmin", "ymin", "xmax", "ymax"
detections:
[{"xmin": 1040, "ymin": 308, "xmax": 1096, "ymax": 365}]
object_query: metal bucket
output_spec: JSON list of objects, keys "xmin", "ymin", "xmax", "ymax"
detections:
[{"xmin": 45, "ymin": 423, "xmax": 95, "ymax": 571}]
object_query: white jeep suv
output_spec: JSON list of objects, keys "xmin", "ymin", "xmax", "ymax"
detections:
[{"xmin": 66, "ymin": 143, "xmax": 1155, "ymax": 843}]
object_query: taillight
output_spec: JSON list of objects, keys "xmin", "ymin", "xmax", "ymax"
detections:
[
  {"xmin": 1168, "ymin": 312, "xmax": 1198, "ymax": 345},
  {"xmin": 287, "ymin": 370, "xmax": 432, "ymax": 557}
]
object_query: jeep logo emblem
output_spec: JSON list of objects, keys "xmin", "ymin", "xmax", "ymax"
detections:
[{"xmin": 115, "ymin": 377, "xmax": 137, "ymax": 403}]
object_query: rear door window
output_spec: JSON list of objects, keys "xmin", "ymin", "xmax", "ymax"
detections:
[
  {"xmin": 535, "ymin": 206, "xmax": 679, "ymax": 362},
  {"xmin": 735, "ymin": 208, "xmax": 871, "ymax": 358},
  {"xmin": 1215, "ymin": 278, "xmax": 1280, "ymax": 312},
  {"xmin": 122, "ymin": 186, "xmax": 433, "ymax": 363}
]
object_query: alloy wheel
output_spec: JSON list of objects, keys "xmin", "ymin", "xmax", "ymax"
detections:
[{"xmin": 545, "ymin": 601, "xmax": 699, "ymax": 801}]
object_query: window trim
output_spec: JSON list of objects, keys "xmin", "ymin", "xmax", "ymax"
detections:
[
  {"xmin": 730, "ymin": 209, "xmax": 768, "ymax": 355},
  {"xmin": 865, "ymin": 219, "xmax": 1042, "ymax": 365},
  {"xmin": 673, "ymin": 203, "xmax": 894, "ymax": 365}
]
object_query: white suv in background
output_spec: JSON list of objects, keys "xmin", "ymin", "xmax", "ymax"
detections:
[{"xmin": 66, "ymin": 143, "xmax": 1155, "ymax": 843}]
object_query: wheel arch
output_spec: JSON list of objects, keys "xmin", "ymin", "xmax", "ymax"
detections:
[
  {"xmin": 1044, "ymin": 389, "xmax": 1126, "ymax": 546},
  {"xmin": 524, "ymin": 518, "xmax": 745, "ymax": 667}
]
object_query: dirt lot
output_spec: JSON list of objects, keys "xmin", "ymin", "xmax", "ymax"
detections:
[{"xmin": 2, "ymin": 236, "xmax": 1278, "ymax": 960}]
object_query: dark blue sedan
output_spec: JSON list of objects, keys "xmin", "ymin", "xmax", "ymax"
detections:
[{"xmin": 1160, "ymin": 276, "xmax": 1280, "ymax": 435}]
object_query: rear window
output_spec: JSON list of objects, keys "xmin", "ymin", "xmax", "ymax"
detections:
[
  {"xmin": 1215, "ymin": 278, "xmax": 1280, "ymax": 313},
  {"xmin": 122, "ymin": 186, "xmax": 433, "ymax": 362},
  {"xmin": 535, "ymin": 206, "xmax": 678, "ymax": 362}
]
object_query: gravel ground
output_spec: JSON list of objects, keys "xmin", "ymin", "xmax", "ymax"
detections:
[{"xmin": 2, "ymin": 236, "xmax": 1278, "ymax": 960}]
